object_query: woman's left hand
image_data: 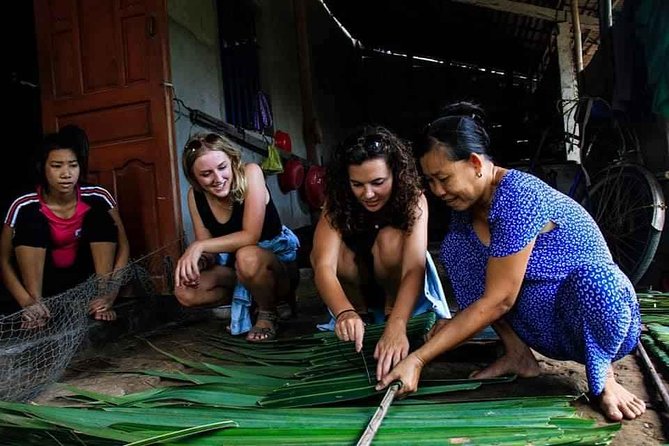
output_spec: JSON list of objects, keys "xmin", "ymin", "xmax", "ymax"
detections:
[
  {"xmin": 374, "ymin": 322, "xmax": 410, "ymax": 381},
  {"xmin": 375, "ymin": 352, "xmax": 425, "ymax": 397}
]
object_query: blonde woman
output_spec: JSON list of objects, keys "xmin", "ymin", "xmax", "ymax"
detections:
[{"xmin": 175, "ymin": 132, "xmax": 299, "ymax": 342}]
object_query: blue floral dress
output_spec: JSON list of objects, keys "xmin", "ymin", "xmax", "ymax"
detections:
[{"xmin": 440, "ymin": 169, "xmax": 640, "ymax": 395}]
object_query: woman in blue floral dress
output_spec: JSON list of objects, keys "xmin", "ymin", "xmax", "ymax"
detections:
[{"xmin": 377, "ymin": 102, "xmax": 645, "ymax": 421}]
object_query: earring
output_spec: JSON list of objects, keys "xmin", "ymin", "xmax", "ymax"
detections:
[{"xmin": 476, "ymin": 172, "xmax": 483, "ymax": 178}]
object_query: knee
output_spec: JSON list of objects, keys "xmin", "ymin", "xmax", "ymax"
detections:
[
  {"xmin": 565, "ymin": 263, "xmax": 635, "ymax": 306},
  {"xmin": 174, "ymin": 286, "xmax": 198, "ymax": 307},
  {"xmin": 235, "ymin": 247, "xmax": 263, "ymax": 281},
  {"xmin": 371, "ymin": 228, "xmax": 403, "ymax": 271},
  {"xmin": 334, "ymin": 248, "xmax": 358, "ymax": 284}
]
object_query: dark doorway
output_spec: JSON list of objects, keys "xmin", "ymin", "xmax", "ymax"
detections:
[{"xmin": 2, "ymin": 2, "xmax": 41, "ymax": 215}]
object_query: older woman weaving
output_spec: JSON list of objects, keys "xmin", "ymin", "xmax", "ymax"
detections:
[{"xmin": 376, "ymin": 102, "xmax": 645, "ymax": 421}]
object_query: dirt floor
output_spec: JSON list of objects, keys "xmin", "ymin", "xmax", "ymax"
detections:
[{"xmin": 32, "ymin": 291, "xmax": 668, "ymax": 446}]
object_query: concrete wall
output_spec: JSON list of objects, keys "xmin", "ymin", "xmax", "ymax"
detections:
[
  {"xmin": 168, "ymin": 0, "xmax": 224, "ymax": 244},
  {"xmin": 254, "ymin": 0, "xmax": 312, "ymax": 229},
  {"xmin": 167, "ymin": 0, "xmax": 312, "ymax": 245}
]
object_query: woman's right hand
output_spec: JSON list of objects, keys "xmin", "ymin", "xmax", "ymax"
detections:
[
  {"xmin": 175, "ymin": 241, "xmax": 205, "ymax": 288},
  {"xmin": 21, "ymin": 301, "xmax": 50, "ymax": 329},
  {"xmin": 335, "ymin": 310, "xmax": 365, "ymax": 352}
]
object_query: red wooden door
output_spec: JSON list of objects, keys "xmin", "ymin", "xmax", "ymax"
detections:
[{"xmin": 33, "ymin": 0, "xmax": 181, "ymax": 293}]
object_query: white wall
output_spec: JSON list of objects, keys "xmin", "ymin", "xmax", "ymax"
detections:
[{"xmin": 168, "ymin": 0, "xmax": 224, "ymax": 244}]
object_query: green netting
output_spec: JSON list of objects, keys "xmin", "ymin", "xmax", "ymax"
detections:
[{"xmin": 0, "ymin": 249, "xmax": 171, "ymax": 402}]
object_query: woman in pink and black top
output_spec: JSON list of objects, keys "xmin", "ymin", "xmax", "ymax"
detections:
[{"xmin": 0, "ymin": 126, "xmax": 129, "ymax": 325}]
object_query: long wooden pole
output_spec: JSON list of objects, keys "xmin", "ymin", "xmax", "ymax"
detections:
[
  {"xmin": 571, "ymin": 0, "xmax": 583, "ymax": 72},
  {"xmin": 356, "ymin": 382, "xmax": 401, "ymax": 446},
  {"xmin": 637, "ymin": 343, "xmax": 669, "ymax": 413}
]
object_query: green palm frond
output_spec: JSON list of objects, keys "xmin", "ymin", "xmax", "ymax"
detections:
[{"xmin": 0, "ymin": 313, "xmax": 620, "ymax": 445}]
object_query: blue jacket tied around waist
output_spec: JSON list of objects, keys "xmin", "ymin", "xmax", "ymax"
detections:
[{"xmin": 217, "ymin": 225, "xmax": 300, "ymax": 335}]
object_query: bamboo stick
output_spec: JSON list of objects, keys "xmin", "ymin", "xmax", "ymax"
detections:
[
  {"xmin": 356, "ymin": 382, "xmax": 401, "ymax": 446},
  {"xmin": 637, "ymin": 343, "xmax": 669, "ymax": 413}
]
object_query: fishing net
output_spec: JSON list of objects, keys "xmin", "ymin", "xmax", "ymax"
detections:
[{"xmin": 0, "ymin": 248, "xmax": 174, "ymax": 402}]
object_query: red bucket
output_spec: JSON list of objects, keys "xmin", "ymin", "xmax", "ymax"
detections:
[
  {"xmin": 301, "ymin": 164, "xmax": 326, "ymax": 211},
  {"xmin": 277, "ymin": 158, "xmax": 304, "ymax": 193},
  {"xmin": 274, "ymin": 130, "xmax": 292, "ymax": 153}
]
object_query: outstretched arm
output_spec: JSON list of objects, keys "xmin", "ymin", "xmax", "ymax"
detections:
[
  {"xmin": 108, "ymin": 208, "xmax": 129, "ymax": 273},
  {"xmin": 375, "ymin": 193, "xmax": 429, "ymax": 380},
  {"xmin": 311, "ymin": 210, "xmax": 365, "ymax": 352},
  {"xmin": 377, "ymin": 239, "xmax": 535, "ymax": 394}
]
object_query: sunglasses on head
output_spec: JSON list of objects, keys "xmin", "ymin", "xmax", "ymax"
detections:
[
  {"xmin": 348, "ymin": 133, "xmax": 388, "ymax": 153},
  {"xmin": 185, "ymin": 133, "xmax": 221, "ymax": 151}
]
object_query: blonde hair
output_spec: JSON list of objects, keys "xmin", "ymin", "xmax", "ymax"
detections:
[{"xmin": 182, "ymin": 132, "xmax": 247, "ymax": 203}]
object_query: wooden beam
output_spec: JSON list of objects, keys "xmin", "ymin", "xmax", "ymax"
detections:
[
  {"xmin": 449, "ymin": 0, "xmax": 599, "ymax": 29},
  {"xmin": 571, "ymin": 0, "xmax": 583, "ymax": 72},
  {"xmin": 556, "ymin": 22, "xmax": 581, "ymax": 164},
  {"xmin": 602, "ymin": 0, "xmax": 613, "ymax": 28}
]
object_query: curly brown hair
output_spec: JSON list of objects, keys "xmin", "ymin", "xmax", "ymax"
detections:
[{"xmin": 325, "ymin": 125, "xmax": 422, "ymax": 236}]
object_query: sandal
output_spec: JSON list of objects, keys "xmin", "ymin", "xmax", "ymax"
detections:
[{"xmin": 246, "ymin": 310, "xmax": 278, "ymax": 343}]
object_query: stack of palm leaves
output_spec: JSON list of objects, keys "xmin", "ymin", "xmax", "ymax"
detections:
[
  {"xmin": 639, "ymin": 291, "xmax": 669, "ymax": 374},
  {"xmin": 639, "ymin": 291, "xmax": 669, "ymax": 325},
  {"xmin": 0, "ymin": 313, "xmax": 621, "ymax": 445},
  {"xmin": 642, "ymin": 323, "xmax": 669, "ymax": 373}
]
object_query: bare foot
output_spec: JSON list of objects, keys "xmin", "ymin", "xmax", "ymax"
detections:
[
  {"xmin": 471, "ymin": 347, "xmax": 541, "ymax": 379},
  {"xmin": 93, "ymin": 309, "xmax": 117, "ymax": 321},
  {"xmin": 598, "ymin": 372, "xmax": 646, "ymax": 421}
]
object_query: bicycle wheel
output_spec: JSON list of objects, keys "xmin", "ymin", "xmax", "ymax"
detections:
[{"xmin": 583, "ymin": 163, "xmax": 666, "ymax": 285}]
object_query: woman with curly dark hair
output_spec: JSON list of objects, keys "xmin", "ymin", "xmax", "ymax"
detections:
[{"xmin": 311, "ymin": 125, "xmax": 450, "ymax": 381}]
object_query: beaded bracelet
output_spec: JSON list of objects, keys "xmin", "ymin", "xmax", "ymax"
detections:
[{"xmin": 336, "ymin": 308, "xmax": 357, "ymax": 320}]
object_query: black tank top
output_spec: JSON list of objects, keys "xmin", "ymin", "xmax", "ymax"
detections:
[{"xmin": 193, "ymin": 189, "xmax": 282, "ymax": 241}]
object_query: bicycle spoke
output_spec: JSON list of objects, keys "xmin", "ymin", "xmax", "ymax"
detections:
[
  {"xmin": 604, "ymin": 231, "xmax": 644, "ymax": 263},
  {"xmin": 586, "ymin": 163, "xmax": 665, "ymax": 284},
  {"xmin": 593, "ymin": 168, "xmax": 625, "ymax": 222}
]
